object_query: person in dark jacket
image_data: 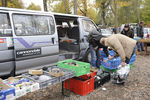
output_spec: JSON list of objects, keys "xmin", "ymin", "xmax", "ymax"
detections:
[
  {"xmin": 121, "ymin": 24, "xmax": 134, "ymax": 38},
  {"xmin": 136, "ymin": 21, "xmax": 144, "ymax": 51},
  {"xmin": 88, "ymin": 29, "xmax": 109, "ymax": 69}
]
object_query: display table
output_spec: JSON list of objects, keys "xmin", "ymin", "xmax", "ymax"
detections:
[{"xmin": 138, "ymin": 38, "xmax": 150, "ymax": 54}]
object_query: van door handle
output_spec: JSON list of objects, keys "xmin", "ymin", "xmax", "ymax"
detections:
[{"xmin": 52, "ymin": 38, "xmax": 55, "ymax": 44}]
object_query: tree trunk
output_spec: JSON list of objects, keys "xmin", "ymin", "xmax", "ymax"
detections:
[
  {"xmin": 63, "ymin": 0, "xmax": 68, "ymax": 14},
  {"xmin": 101, "ymin": 4, "xmax": 106, "ymax": 28},
  {"xmin": 2, "ymin": 0, "xmax": 4, "ymax": 7},
  {"xmin": 83, "ymin": 0, "xmax": 87, "ymax": 16},
  {"xmin": 4, "ymin": 0, "xmax": 7, "ymax": 7},
  {"xmin": 136, "ymin": 0, "xmax": 140, "ymax": 23},
  {"xmin": 43, "ymin": 0, "xmax": 48, "ymax": 11},
  {"xmin": 114, "ymin": 0, "xmax": 118, "ymax": 33},
  {"xmin": 73, "ymin": 0, "xmax": 77, "ymax": 15}
]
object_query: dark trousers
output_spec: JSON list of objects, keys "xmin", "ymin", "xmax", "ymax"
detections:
[{"xmin": 125, "ymin": 46, "xmax": 136, "ymax": 64}]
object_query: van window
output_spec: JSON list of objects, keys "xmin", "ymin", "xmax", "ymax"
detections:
[
  {"xmin": 13, "ymin": 14, "xmax": 55, "ymax": 36},
  {"xmin": 82, "ymin": 19, "xmax": 96, "ymax": 32},
  {"xmin": 0, "ymin": 13, "xmax": 12, "ymax": 36}
]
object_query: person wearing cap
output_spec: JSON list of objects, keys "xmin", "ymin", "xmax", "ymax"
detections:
[
  {"xmin": 136, "ymin": 21, "xmax": 144, "ymax": 51},
  {"xmin": 121, "ymin": 24, "xmax": 134, "ymax": 38},
  {"xmin": 88, "ymin": 29, "xmax": 109, "ymax": 69},
  {"xmin": 99, "ymin": 34, "xmax": 137, "ymax": 66}
]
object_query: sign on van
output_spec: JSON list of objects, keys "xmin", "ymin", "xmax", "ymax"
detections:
[{"xmin": 16, "ymin": 48, "xmax": 41, "ymax": 58}]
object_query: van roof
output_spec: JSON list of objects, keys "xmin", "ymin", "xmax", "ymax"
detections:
[
  {"xmin": 0, "ymin": 7, "xmax": 52, "ymax": 14},
  {"xmin": 53, "ymin": 12, "xmax": 88, "ymax": 18},
  {"xmin": 0, "ymin": 7, "xmax": 89, "ymax": 19}
]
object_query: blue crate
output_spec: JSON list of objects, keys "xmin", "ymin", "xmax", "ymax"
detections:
[
  {"xmin": 129, "ymin": 54, "xmax": 136, "ymax": 64},
  {"xmin": 0, "ymin": 88, "xmax": 15, "ymax": 100},
  {"xmin": 102, "ymin": 57, "xmax": 121, "ymax": 70},
  {"xmin": 100, "ymin": 50, "xmax": 115, "ymax": 58}
]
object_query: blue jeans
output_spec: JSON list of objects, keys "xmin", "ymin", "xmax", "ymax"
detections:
[
  {"xmin": 89, "ymin": 45, "xmax": 101, "ymax": 68},
  {"xmin": 137, "ymin": 37, "xmax": 144, "ymax": 51}
]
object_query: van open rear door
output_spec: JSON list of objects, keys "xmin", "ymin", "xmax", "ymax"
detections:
[{"xmin": 12, "ymin": 12, "xmax": 59, "ymax": 74}]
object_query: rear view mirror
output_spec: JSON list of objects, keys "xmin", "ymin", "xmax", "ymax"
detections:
[{"xmin": 97, "ymin": 28, "xmax": 101, "ymax": 33}]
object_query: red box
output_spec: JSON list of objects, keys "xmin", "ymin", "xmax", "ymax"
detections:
[
  {"xmin": 79, "ymin": 71, "xmax": 96, "ymax": 79},
  {"xmin": 64, "ymin": 72, "xmax": 95, "ymax": 96}
]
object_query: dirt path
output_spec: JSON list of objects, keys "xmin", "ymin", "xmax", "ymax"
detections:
[{"xmin": 17, "ymin": 54, "xmax": 150, "ymax": 100}]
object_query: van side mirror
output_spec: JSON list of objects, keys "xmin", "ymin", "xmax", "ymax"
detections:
[{"xmin": 97, "ymin": 28, "xmax": 101, "ymax": 33}]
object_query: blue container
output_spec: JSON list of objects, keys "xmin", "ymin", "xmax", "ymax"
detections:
[
  {"xmin": 102, "ymin": 57, "xmax": 121, "ymax": 70},
  {"xmin": 129, "ymin": 54, "xmax": 136, "ymax": 64},
  {"xmin": 100, "ymin": 50, "xmax": 115, "ymax": 58},
  {"xmin": 0, "ymin": 88, "xmax": 15, "ymax": 100}
]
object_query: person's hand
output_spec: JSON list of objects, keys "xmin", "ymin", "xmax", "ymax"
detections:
[
  {"xmin": 121, "ymin": 62, "xmax": 125, "ymax": 66},
  {"xmin": 94, "ymin": 46, "xmax": 98, "ymax": 51},
  {"xmin": 108, "ymin": 55, "xmax": 113, "ymax": 60}
]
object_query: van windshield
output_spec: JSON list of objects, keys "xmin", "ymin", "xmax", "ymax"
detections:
[
  {"xmin": 0, "ymin": 13, "xmax": 12, "ymax": 36},
  {"xmin": 13, "ymin": 14, "xmax": 55, "ymax": 36}
]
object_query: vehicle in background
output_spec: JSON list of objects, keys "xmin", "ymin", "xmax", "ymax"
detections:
[
  {"xmin": 120, "ymin": 23, "xmax": 137, "ymax": 32},
  {"xmin": 101, "ymin": 28, "xmax": 113, "ymax": 37},
  {"xmin": 0, "ymin": 7, "xmax": 100, "ymax": 77},
  {"xmin": 144, "ymin": 28, "xmax": 150, "ymax": 38}
]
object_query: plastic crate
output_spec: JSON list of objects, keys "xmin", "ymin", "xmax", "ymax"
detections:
[
  {"xmin": 100, "ymin": 65, "xmax": 117, "ymax": 72},
  {"xmin": 0, "ymin": 88, "xmax": 15, "ymax": 100},
  {"xmin": 64, "ymin": 74, "xmax": 94, "ymax": 96},
  {"xmin": 48, "ymin": 66, "xmax": 75, "ymax": 82},
  {"xmin": 100, "ymin": 50, "xmax": 115, "ymax": 58},
  {"xmin": 100, "ymin": 64, "xmax": 133, "ymax": 73},
  {"xmin": 129, "ymin": 54, "xmax": 136, "ymax": 64},
  {"xmin": 102, "ymin": 57, "xmax": 122, "ymax": 70},
  {"xmin": 94, "ymin": 72, "xmax": 111, "ymax": 89},
  {"xmin": 57, "ymin": 59, "xmax": 90, "ymax": 77},
  {"xmin": 79, "ymin": 71, "xmax": 96, "ymax": 80},
  {"xmin": 23, "ymin": 72, "xmax": 59, "ymax": 89}
]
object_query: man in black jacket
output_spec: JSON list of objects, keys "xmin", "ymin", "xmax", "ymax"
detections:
[
  {"xmin": 121, "ymin": 24, "xmax": 134, "ymax": 38},
  {"xmin": 136, "ymin": 21, "xmax": 144, "ymax": 51},
  {"xmin": 88, "ymin": 29, "xmax": 109, "ymax": 69}
]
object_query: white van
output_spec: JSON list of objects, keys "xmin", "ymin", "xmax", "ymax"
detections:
[{"xmin": 0, "ymin": 8, "xmax": 100, "ymax": 77}]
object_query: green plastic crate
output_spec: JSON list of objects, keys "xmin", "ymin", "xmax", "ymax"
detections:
[
  {"xmin": 100, "ymin": 64, "xmax": 134, "ymax": 73},
  {"xmin": 130, "ymin": 64, "xmax": 133, "ymax": 69},
  {"xmin": 57, "ymin": 59, "xmax": 90, "ymax": 77}
]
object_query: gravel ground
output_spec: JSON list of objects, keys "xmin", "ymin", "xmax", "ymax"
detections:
[{"xmin": 17, "ymin": 52, "xmax": 150, "ymax": 100}]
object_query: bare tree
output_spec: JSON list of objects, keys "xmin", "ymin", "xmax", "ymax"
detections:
[
  {"xmin": 63, "ymin": 0, "xmax": 68, "ymax": 14},
  {"xmin": 110, "ymin": 0, "xmax": 119, "ymax": 33},
  {"xmin": 43, "ymin": 0, "xmax": 48, "ymax": 11},
  {"xmin": 2, "ymin": 0, "xmax": 7, "ymax": 7},
  {"xmin": 100, "ymin": 0, "xmax": 111, "ymax": 28},
  {"xmin": 136, "ymin": 0, "xmax": 140, "ymax": 23},
  {"xmin": 73, "ymin": 0, "xmax": 77, "ymax": 15}
]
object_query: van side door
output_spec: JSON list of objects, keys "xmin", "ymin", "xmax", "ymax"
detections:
[
  {"xmin": 79, "ymin": 18, "xmax": 98, "ymax": 57},
  {"xmin": 11, "ymin": 12, "xmax": 59, "ymax": 74}
]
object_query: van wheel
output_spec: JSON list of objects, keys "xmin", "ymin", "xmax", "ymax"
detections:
[{"xmin": 84, "ymin": 49, "xmax": 91, "ymax": 63}]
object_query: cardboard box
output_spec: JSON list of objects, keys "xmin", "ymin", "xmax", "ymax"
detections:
[
  {"xmin": 49, "ymin": 71, "xmax": 64, "ymax": 77},
  {"xmin": 0, "ymin": 78, "xmax": 15, "ymax": 100},
  {"xmin": 29, "ymin": 69, "xmax": 43, "ymax": 75},
  {"xmin": 90, "ymin": 67, "xmax": 99, "ymax": 72}
]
